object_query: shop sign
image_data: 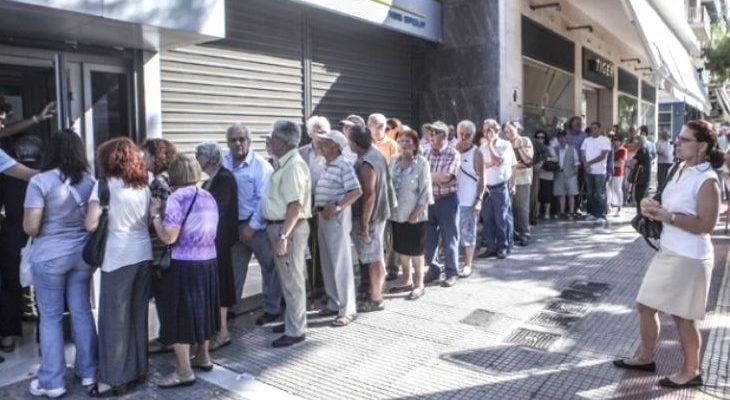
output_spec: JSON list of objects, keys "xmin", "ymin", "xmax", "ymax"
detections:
[
  {"xmin": 289, "ymin": 0, "xmax": 442, "ymax": 42},
  {"xmin": 582, "ymin": 47, "xmax": 615, "ymax": 88}
]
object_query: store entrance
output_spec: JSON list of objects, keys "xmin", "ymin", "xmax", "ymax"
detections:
[
  {"xmin": 581, "ymin": 82, "xmax": 613, "ymax": 130},
  {"xmin": 582, "ymin": 87, "xmax": 599, "ymax": 125},
  {"xmin": 0, "ymin": 62, "xmax": 56, "ymax": 141}
]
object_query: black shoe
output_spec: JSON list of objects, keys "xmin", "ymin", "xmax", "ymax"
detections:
[
  {"xmin": 357, "ymin": 300, "xmax": 385, "ymax": 313},
  {"xmin": 255, "ymin": 312, "xmax": 280, "ymax": 326},
  {"xmin": 272, "ymin": 324, "xmax": 285, "ymax": 334},
  {"xmin": 612, "ymin": 359, "xmax": 656, "ymax": 372},
  {"xmin": 496, "ymin": 250, "xmax": 507, "ymax": 259},
  {"xmin": 271, "ymin": 334, "xmax": 305, "ymax": 348},
  {"xmin": 658, "ymin": 375, "xmax": 702, "ymax": 389},
  {"xmin": 388, "ymin": 284, "xmax": 414, "ymax": 294},
  {"xmin": 385, "ymin": 270, "xmax": 398, "ymax": 281},
  {"xmin": 478, "ymin": 250, "xmax": 498, "ymax": 259},
  {"xmin": 317, "ymin": 308, "xmax": 338, "ymax": 317},
  {"xmin": 423, "ymin": 273, "xmax": 440, "ymax": 285},
  {"xmin": 515, "ymin": 239, "xmax": 528, "ymax": 247}
]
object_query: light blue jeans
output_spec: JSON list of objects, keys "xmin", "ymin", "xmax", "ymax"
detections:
[{"xmin": 32, "ymin": 252, "xmax": 98, "ymax": 390}]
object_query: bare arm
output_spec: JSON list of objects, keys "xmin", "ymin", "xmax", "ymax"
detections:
[
  {"xmin": 474, "ymin": 149, "xmax": 485, "ymax": 206},
  {"xmin": 643, "ymin": 179, "xmax": 720, "ymax": 234},
  {"xmin": 359, "ymin": 164, "xmax": 376, "ymax": 228},
  {"xmin": 85, "ymin": 201, "xmax": 102, "ymax": 232},
  {"xmin": 151, "ymin": 217, "xmax": 180, "ymax": 244},
  {"xmin": 588, "ymin": 150, "xmax": 609, "ymax": 164},
  {"xmin": 338, "ymin": 188, "xmax": 362, "ymax": 209},
  {"xmin": 3, "ymin": 163, "xmax": 38, "ymax": 181},
  {"xmin": 23, "ymin": 207, "xmax": 43, "ymax": 237},
  {"xmin": 0, "ymin": 102, "xmax": 56, "ymax": 138}
]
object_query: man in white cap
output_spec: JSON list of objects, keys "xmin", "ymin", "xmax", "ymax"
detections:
[{"xmin": 313, "ymin": 130, "xmax": 363, "ymax": 326}]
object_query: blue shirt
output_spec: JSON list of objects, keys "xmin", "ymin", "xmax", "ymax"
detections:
[
  {"xmin": 0, "ymin": 148, "xmax": 17, "ymax": 173},
  {"xmin": 567, "ymin": 130, "xmax": 587, "ymax": 152},
  {"xmin": 223, "ymin": 150, "xmax": 273, "ymax": 231}
]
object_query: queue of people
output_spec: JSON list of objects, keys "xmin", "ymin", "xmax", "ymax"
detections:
[{"xmin": 0, "ymin": 97, "xmax": 726, "ymax": 395}]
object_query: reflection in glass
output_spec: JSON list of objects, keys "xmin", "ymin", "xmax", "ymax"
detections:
[
  {"xmin": 640, "ymin": 101, "xmax": 656, "ymax": 134},
  {"xmin": 522, "ymin": 58, "xmax": 575, "ymax": 137},
  {"xmin": 618, "ymin": 94, "xmax": 638, "ymax": 134},
  {"xmin": 91, "ymin": 71, "xmax": 129, "ymax": 146}
]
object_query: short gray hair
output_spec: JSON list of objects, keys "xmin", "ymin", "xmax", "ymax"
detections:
[
  {"xmin": 195, "ymin": 141, "xmax": 223, "ymax": 168},
  {"xmin": 272, "ymin": 120, "xmax": 301, "ymax": 147},
  {"xmin": 367, "ymin": 113, "xmax": 386, "ymax": 128},
  {"xmin": 457, "ymin": 120, "xmax": 476, "ymax": 139},
  {"xmin": 306, "ymin": 116, "xmax": 330, "ymax": 136},
  {"xmin": 226, "ymin": 123, "xmax": 250, "ymax": 139}
]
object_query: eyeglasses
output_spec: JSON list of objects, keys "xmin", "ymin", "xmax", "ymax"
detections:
[
  {"xmin": 676, "ymin": 136, "xmax": 698, "ymax": 143},
  {"xmin": 227, "ymin": 137, "xmax": 248, "ymax": 144}
]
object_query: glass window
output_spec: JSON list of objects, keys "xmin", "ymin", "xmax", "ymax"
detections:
[
  {"xmin": 90, "ymin": 71, "xmax": 129, "ymax": 146},
  {"xmin": 618, "ymin": 94, "xmax": 638, "ymax": 134},
  {"xmin": 640, "ymin": 101, "xmax": 656, "ymax": 132},
  {"xmin": 522, "ymin": 58, "xmax": 575, "ymax": 137}
]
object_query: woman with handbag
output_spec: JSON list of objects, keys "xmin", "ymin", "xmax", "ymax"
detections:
[
  {"xmin": 614, "ymin": 120, "xmax": 723, "ymax": 389},
  {"xmin": 84, "ymin": 137, "xmax": 153, "ymax": 397},
  {"xmin": 535, "ymin": 130, "xmax": 557, "ymax": 219},
  {"xmin": 629, "ymin": 135, "xmax": 652, "ymax": 214},
  {"xmin": 22, "ymin": 130, "xmax": 98, "ymax": 398},
  {"xmin": 150, "ymin": 154, "xmax": 220, "ymax": 388}
]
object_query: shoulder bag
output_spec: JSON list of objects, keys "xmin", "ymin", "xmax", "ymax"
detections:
[
  {"xmin": 159, "ymin": 188, "xmax": 198, "ymax": 270},
  {"xmin": 631, "ymin": 163, "xmax": 680, "ymax": 250},
  {"xmin": 82, "ymin": 179, "xmax": 110, "ymax": 268}
]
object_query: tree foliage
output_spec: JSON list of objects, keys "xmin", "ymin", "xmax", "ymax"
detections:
[{"xmin": 704, "ymin": 27, "xmax": 730, "ymax": 84}]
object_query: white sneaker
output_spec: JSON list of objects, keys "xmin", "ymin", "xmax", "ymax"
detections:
[
  {"xmin": 80, "ymin": 377, "xmax": 96, "ymax": 387},
  {"xmin": 29, "ymin": 379, "xmax": 66, "ymax": 398}
]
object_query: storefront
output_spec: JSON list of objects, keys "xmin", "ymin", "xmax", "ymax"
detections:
[
  {"xmin": 640, "ymin": 81, "xmax": 657, "ymax": 133},
  {"xmin": 617, "ymin": 68, "xmax": 640, "ymax": 133},
  {"xmin": 581, "ymin": 47, "xmax": 615, "ymax": 128},
  {"xmin": 160, "ymin": 0, "xmax": 441, "ymax": 152},
  {"xmin": 521, "ymin": 16, "xmax": 575, "ymax": 136}
]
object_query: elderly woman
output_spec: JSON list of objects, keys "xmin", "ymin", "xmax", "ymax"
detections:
[
  {"xmin": 313, "ymin": 130, "xmax": 362, "ymax": 326},
  {"xmin": 23, "ymin": 131, "xmax": 97, "ymax": 398},
  {"xmin": 150, "ymin": 154, "xmax": 220, "ymax": 387},
  {"xmin": 629, "ymin": 135, "xmax": 652, "ymax": 214},
  {"xmin": 195, "ymin": 142, "xmax": 238, "ymax": 350},
  {"xmin": 614, "ymin": 120, "xmax": 723, "ymax": 389},
  {"xmin": 85, "ymin": 137, "xmax": 152, "ymax": 397},
  {"xmin": 388, "ymin": 127, "xmax": 433, "ymax": 299},
  {"xmin": 504, "ymin": 121, "xmax": 534, "ymax": 246}
]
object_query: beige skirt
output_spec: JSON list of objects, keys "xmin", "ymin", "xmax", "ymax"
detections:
[{"xmin": 636, "ymin": 246, "xmax": 713, "ymax": 321}]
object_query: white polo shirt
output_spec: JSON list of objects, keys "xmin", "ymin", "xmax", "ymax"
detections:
[{"xmin": 480, "ymin": 138, "xmax": 516, "ymax": 186}]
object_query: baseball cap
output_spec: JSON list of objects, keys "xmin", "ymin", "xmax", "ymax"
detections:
[
  {"xmin": 317, "ymin": 130, "xmax": 349, "ymax": 150},
  {"xmin": 339, "ymin": 114, "xmax": 365, "ymax": 128},
  {"xmin": 430, "ymin": 120, "xmax": 449, "ymax": 134}
]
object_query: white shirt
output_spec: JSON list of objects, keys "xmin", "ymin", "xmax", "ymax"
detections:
[
  {"xmin": 581, "ymin": 136, "xmax": 611, "ymax": 175},
  {"xmin": 90, "ymin": 178, "xmax": 152, "ymax": 272},
  {"xmin": 480, "ymin": 138, "xmax": 516, "ymax": 186},
  {"xmin": 656, "ymin": 140, "xmax": 674, "ymax": 164},
  {"xmin": 661, "ymin": 162, "xmax": 718, "ymax": 260}
]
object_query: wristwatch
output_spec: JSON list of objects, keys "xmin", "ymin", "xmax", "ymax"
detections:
[{"xmin": 669, "ymin": 213, "xmax": 677, "ymax": 225}]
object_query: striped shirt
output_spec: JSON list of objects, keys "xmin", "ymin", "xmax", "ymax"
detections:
[
  {"xmin": 425, "ymin": 143, "xmax": 460, "ymax": 197},
  {"xmin": 314, "ymin": 155, "xmax": 361, "ymax": 207}
]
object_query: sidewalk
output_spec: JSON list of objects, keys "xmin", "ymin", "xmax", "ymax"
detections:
[{"xmin": 1, "ymin": 210, "xmax": 728, "ymax": 399}]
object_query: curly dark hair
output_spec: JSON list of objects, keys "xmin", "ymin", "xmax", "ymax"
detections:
[
  {"xmin": 686, "ymin": 119, "xmax": 724, "ymax": 169},
  {"xmin": 41, "ymin": 130, "xmax": 89, "ymax": 185},
  {"xmin": 140, "ymin": 138, "xmax": 177, "ymax": 174},
  {"xmin": 96, "ymin": 137, "xmax": 148, "ymax": 188}
]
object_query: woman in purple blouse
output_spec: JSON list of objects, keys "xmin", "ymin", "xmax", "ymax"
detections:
[{"xmin": 149, "ymin": 154, "xmax": 220, "ymax": 388}]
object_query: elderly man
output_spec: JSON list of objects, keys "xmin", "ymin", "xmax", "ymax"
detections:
[
  {"xmin": 423, "ymin": 121, "xmax": 461, "ymax": 287},
  {"xmin": 348, "ymin": 123, "xmax": 396, "ymax": 312},
  {"xmin": 455, "ymin": 120, "xmax": 484, "ymax": 278},
  {"xmin": 314, "ymin": 130, "xmax": 362, "ymax": 326},
  {"xmin": 478, "ymin": 119, "xmax": 517, "ymax": 260},
  {"xmin": 368, "ymin": 113, "xmax": 400, "ymax": 282},
  {"xmin": 262, "ymin": 120, "xmax": 311, "ymax": 347},
  {"xmin": 505, "ymin": 121, "xmax": 534, "ymax": 246},
  {"xmin": 223, "ymin": 124, "xmax": 282, "ymax": 326}
]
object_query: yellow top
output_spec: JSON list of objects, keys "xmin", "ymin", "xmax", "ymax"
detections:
[
  {"xmin": 262, "ymin": 148, "xmax": 312, "ymax": 221},
  {"xmin": 374, "ymin": 135, "xmax": 399, "ymax": 163}
]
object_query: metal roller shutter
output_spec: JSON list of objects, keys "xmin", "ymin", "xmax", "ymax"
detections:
[
  {"xmin": 160, "ymin": 0, "xmax": 303, "ymax": 153},
  {"xmin": 310, "ymin": 13, "xmax": 414, "ymax": 125}
]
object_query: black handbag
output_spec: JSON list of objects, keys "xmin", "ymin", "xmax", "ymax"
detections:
[
  {"xmin": 159, "ymin": 188, "xmax": 198, "ymax": 270},
  {"xmin": 83, "ymin": 179, "xmax": 110, "ymax": 268},
  {"xmin": 542, "ymin": 160, "xmax": 559, "ymax": 172},
  {"xmin": 631, "ymin": 163, "xmax": 680, "ymax": 250}
]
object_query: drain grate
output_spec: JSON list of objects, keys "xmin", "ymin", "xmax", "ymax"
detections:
[
  {"xmin": 559, "ymin": 289, "xmax": 599, "ymax": 302},
  {"xmin": 461, "ymin": 309, "xmax": 499, "ymax": 328},
  {"xmin": 569, "ymin": 280, "xmax": 612, "ymax": 295},
  {"xmin": 528, "ymin": 311, "xmax": 580, "ymax": 330},
  {"xmin": 505, "ymin": 328, "xmax": 561, "ymax": 350},
  {"xmin": 545, "ymin": 300, "xmax": 588, "ymax": 315}
]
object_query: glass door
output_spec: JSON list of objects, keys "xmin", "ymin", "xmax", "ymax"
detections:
[{"xmin": 82, "ymin": 63, "xmax": 132, "ymax": 159}]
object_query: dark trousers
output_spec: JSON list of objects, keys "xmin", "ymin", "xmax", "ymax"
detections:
[
  {"xmin": 585, "ymin": 174, "xmax": 607, "ymax": 218},
  {"xmin": 425, "ymin": 194, "xmax": 460, "ymax": 279},
  {"xmin": 306, "ymin": 217, "xmax": 325, "ymax": 298},
  {"xmin": 0, "ymin": 239, "xmax": 23, "ymax": 337},
  {"xmin": 481, "ymin": 182, "xmax": 513, "ymax": 252},
  {"xmin": 634, "ymin": 182, "xmax": 649, "ymax": 214}
]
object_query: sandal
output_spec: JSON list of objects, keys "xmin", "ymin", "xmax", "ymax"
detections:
[
  {"xmin": 157, "ymin": 372, "xmax": 196, "ymax": 388},
  {"xmin": 87, "ymin": 383, "xmax": 128, "ymax": 397},
  {"xmin": 389, "ymin": 283, "xmax": 414, "ymax": 294},
  {"xmin": 407, "ymin": 287, "xmax": 425, "ymax": 300},
  {"xmin": 208, "ymin": 335, "xmax": 231, "ymax": 352},
  {"xmin": 0, "ymin": 337, "xmax": 15, "ymax": 353},
  {"xmin": 459, "ymin": 266, "xmax": 473, "ymax": 278},
  {"xmin": 317, "ymin": 308, "xmax": 338, "ymax": 317},
  {"xmin": 357, "ymin": 300, "xmax": 384, "ymax": 313},
  {"xmin": 191, "ymin": 357, "xmax": 214, "ymax": 372},
  {"xmin": 331, "ymin": 315, "xmax": 355, "ymax": 327}
]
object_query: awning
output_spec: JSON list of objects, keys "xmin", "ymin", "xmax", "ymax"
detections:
[
  {"xmin": 710, "ymin": 86, "xmax": 730, "ymax": 121},
  {"xmin": 625, "ymin": 0, "xmax": 710, "ymax": 112}
]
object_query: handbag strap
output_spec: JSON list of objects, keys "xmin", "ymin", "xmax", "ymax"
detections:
[
  {"xmin": 56, "ymin": 170, "xmax": 86, "ymax": 209},
  {"xmin": 171, "ymin": 188, "xmax": 198, "ymax": 248},
  {"xmin": 652, "ymin": 162, "xmax": 680, "ymax": 202}
]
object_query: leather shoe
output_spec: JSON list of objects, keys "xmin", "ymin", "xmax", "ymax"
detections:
[
  {"xmin": 496, "ymin": 250, "xmax": 507, "ymax": 259},
  {"xmin": 272, "ymin": 334, "xmax": 305, "ymax": 348},
  {"xmin": 658, "ymin": 375, "xmax": 702, "ymax": 389},
  {"xmin": 478, "ymin": 250, "xmax": 498, "ymax": 259},
  {"xmin": 441, "ymin": 276, "xmax": 457, "ymax": 287},
  {"xmin": 272, "ymin": 324, "xmax": 285, "ymax": 334},
  {"xmin": 612, "ymin": 359, "xmax": 656, "ymax": 372},
  {"xmin": 255, "ymin": 312, "xmax": 280, "ymax": 326}
]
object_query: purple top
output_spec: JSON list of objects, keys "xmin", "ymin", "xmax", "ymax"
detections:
[{"xmin": 164, "ymin": 186, "xmax": 218, "ymax": 261}]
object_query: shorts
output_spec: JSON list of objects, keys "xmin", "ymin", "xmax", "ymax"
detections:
[
  {"xmin": 351, "ymin": 220, "xmax": 386, "ymax": 264},
  {"xmin": 553, "ymin": 172, "xmax": 579, "ymax": 196},
  {"xmin": 458, "ymin": 206, "xmax": 478, "ymax": 247}
]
